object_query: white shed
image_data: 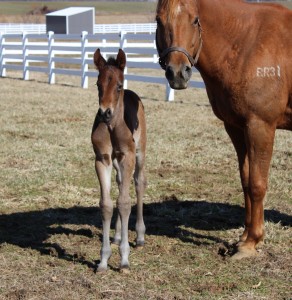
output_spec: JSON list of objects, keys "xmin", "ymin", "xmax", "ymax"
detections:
[{"xmin": 46, "ymin": 7, "xmax": 95, "ymax": 34}]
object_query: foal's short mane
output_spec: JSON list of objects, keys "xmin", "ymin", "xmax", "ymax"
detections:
[{"xmin": 106, "ymin": 57, "xmax": 118, "ymax": 67}]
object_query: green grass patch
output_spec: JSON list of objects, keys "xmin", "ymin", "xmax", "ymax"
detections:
[{"xmin": 0, "ymin": 1, "xmax": 157, "ymax": 16}]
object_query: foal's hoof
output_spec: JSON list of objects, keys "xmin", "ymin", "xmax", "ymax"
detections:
[
  {"xmin": 96, "ymin": 265, "xmax": 107, "ymax": 273},
  {"xmin": 136, "ymin": 240, "xmax": 145, "ymax": 248},
  {"xmin": 112, "ymin": 238, "xmax": 121, "ymax": 246},
  {"xmin": 120, "ymin": 266, "xmax": 130, "ymax": 274}
]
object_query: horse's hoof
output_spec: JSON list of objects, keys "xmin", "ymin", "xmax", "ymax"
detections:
[
  {"xmin": 120, "ymin": 266, "xmax": 130, "ymax": 274},
  {"xmin": 112, "ymin": 238, "xmax": 121, "ymax": 246},
  {"xmin": 96, "ymin": 265, "xmax": 107, "ymax": 273},
  {"xmin": 231, "ymin": 247, "xmax": 258, "ymax": 260},
  {"xmin": 136, "ymin": 240, "xmax": 145, "ymax": 248}
]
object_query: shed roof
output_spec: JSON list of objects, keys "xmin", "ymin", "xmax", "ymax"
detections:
[{"xmin": 46, "ymin": 7, "xmax": 94, "ymax": 17}]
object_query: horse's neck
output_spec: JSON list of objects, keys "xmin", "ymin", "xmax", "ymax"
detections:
[{"xmin": 197, "ymin": 0, "xmax": 254, "ymax": 80}]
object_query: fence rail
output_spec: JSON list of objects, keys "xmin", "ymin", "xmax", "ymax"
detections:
[
  {"xmin": 0, "ymin": 30, "xmax": 204, "ymax": 101},
  {"xmin": 0, "ymin": 23, "xmax": 157, "ymax": 34}
]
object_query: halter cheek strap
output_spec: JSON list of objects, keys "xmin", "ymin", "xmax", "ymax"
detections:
[{"xmin": 157, "ymin": 19, "xmax": 203, "ymax": 70}]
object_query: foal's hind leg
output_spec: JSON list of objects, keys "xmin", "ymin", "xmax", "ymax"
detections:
[{"xmin": 134, "ymin": 151, "xmax": 146, "ymax": 247}]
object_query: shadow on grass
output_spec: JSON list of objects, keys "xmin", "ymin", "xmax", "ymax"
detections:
[{"xmin": 0, "ymin": 198, "xmax": 291, "ymax": 270}]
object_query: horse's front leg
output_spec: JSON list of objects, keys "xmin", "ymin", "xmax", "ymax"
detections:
[
  {"xmin": 116, "ymin": 152, "xmax": 135, "ymax": 271},
  {"xmin": 224, "ymin": 124, "xmax": 251, "ymax": 243},
  {"xmin": 95, "ymin": 154, "xmax": 113, "ymax": 272},
  {"xmin": 235, "ymin": 120, "xmax": 275, "ymax": 259}
]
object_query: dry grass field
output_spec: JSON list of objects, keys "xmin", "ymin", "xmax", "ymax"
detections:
[
  {"xmin": 0, "ymin": 69, "xmax": 291, "ymax": 300},
  {"xmin": 0, "ymin": 2, "xmax": 291, "ymax": 300}
]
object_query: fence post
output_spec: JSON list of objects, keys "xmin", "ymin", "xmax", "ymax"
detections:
[
  {"xmin": 120, "ymin": 30, "xmax": 128, "ymax": 89},
  {"xmin": 48, "ymin": 31, "xmax": 55, "ymax": 84},
  {"xmin": 166, "ymin": 83, "xmax": 174, "ymax": 101},
  {"xmin": 81, "ymin": 31, "xmax": 89, "ymax": 89},
  {"xmin": 22, "ymin": 32, "xmax": 29, "ymax": 80},
  {"xmin": 0, "ymin": 33, "xmax": 6, "ymax": 77}
]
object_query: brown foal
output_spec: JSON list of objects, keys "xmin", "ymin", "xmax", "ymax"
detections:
[
  {"xmin": 156, "ymin": 0, "xmax": 292, "ymax": 259},
  {"xmin": 91, "ymin": 49, "xmax": 147, "ymax": 271}
]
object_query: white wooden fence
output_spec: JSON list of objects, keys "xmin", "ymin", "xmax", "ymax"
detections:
[
  {"xmin": 0, "ymin": 30, "xmax": 204, "ymax": 101},
  {"xmin": 0, "ymin": 23, "xmax": 157, "ymax": 34}
]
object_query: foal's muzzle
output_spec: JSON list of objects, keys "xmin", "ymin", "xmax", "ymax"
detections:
[{"xmin": 98, "ymin": 108, "xmax": 113, "ymax": 124}]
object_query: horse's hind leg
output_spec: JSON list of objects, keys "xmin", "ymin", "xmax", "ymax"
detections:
[
  {"xmin": 95, "ymin": 154, "xmax": 113, "ymax": 272},
  {"xmin": 134, "ymin": 151, "xmax": 146, "ymax": 247}
]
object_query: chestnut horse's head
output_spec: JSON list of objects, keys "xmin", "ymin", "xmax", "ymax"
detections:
[
  {"xmin": 156, "ymin": 0, "xmax": 202, "ymax": 89},
  {"xmin": 93, "ymin": 48, "xmax": 126, "ymax": 124}
]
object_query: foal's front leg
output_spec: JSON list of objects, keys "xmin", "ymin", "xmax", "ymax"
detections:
[
  {"xmin": 95, "ymin": 154, "xmax": 113, "ymax": 272},
  {"xmin": 116, "ymin": 152, "xmax": 135, "ymax": 271},
  {"xmin": 112, "ymin": 158, "xmax": 122, "ymax": 245}
]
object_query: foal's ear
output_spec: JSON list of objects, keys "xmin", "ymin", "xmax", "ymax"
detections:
[
  {"xmin": 93, "ymin": 48, "xmax": 106, "ymax": 71},
  {"xmin": 116, "ymin": 49, "xmax": 126, "ymax": 71}
]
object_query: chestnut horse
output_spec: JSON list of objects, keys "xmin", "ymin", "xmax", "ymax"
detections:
[
  {"xmin": 91, "ymin": 49, "xmax": 146, "ymax": 272},
  {"xmin": 156, "ymin": 0, "xmax": 292, "ymax": 259}
]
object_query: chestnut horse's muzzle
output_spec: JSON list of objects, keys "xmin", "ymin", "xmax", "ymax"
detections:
[
  {"xmin": 98, "ymin": 107, "xmax": 113, "ymax": 124},
  {"xmin": 165, "ymin": 63, "xmax": 192, "ymax": 89}
]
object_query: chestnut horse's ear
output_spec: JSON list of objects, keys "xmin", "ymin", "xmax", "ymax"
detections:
[
  {"xmin": 116, "ymin": 49, "xmax": 126, "ymax": 71},
  {"xmin": 93, "ymin": 48, "xmax": 106, "ymax": 71}
]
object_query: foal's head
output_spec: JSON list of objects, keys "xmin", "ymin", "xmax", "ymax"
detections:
[
  {"xmin": 93, "ymin": 48, "xmax": 126, "ymax": 124},
  {"xmin": 156, "ymin": 0, "xmax": 202, "ymax": 89}
]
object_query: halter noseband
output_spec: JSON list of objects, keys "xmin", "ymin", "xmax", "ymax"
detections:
[{"xmin": 157, "ymin": 18, "xmax": 203, "ymax": 70}]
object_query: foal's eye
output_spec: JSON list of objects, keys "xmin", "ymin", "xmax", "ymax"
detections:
[
  {"xmin": 117, "ymin": 84, "xmax": 123, "ymax": 92},
  {"xmin": 156, "ymin": 16, "xmax": 162, "ymax": 26},
  {"xmin": 193, "ymin": 17, "xmax": 199, "ymax": 26},
  {"xmin": 96, "ymin": 83, "xmax": 103, "ymax": 96}
]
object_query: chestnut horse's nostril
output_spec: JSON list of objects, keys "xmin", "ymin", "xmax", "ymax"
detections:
[
  {"xmin": 165, "ymin": 65, "xmax": 175, "ymax": 81},
  {"xmin": 182, "ymin": 65, "xmax": 192, "ymax": 81}
]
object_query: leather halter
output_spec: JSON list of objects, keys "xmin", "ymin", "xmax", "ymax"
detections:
[{"xmin": 157, "ymin": 19, "xmax": 203, "ymax": 70}]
